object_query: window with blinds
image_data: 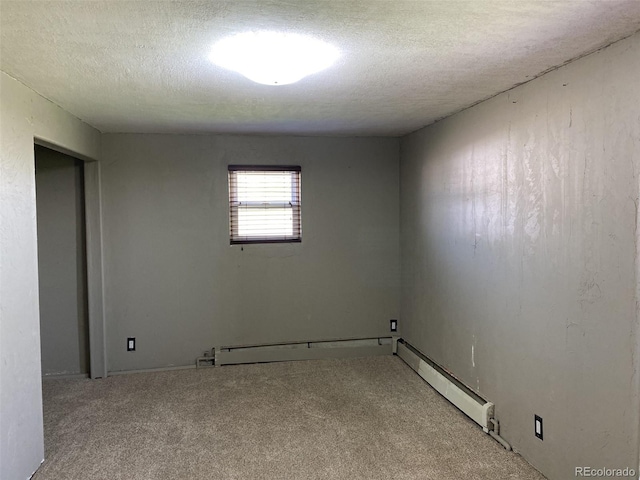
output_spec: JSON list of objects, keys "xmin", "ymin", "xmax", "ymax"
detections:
[{"xmin": 228, "ymin": 165, "xmax": 302, "ymax": 244}]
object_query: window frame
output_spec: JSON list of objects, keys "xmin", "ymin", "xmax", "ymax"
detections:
[{"xmin": 228, "ymin": 165, "xmax": 302, "ymax": 245}]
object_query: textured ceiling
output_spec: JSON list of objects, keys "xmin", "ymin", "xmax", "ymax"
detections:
[{"xmin": 1, "ymin": 1, "xmax": 639, "ymax": 136}]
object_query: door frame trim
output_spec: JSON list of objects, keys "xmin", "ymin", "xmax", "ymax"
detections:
[{"xmin": 34, "ymin": 138, "xmax": 107, "ymax": 379}]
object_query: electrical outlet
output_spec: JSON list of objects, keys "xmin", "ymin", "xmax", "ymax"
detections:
[
  {"xmin": 127, "ymin": 337, "xmax": 136, "ymax": 351},
  {"xmin": 390, "ymin": 319, "xmax": 398, "ymax": 332},
  {"xmin": 534, "ymin": 415, "xmax": 543, "ymax": 440}
]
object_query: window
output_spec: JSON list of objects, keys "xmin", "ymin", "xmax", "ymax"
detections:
[{"xmin": 228, "ymin": 165, "xmax": 302, "ymax": 244}]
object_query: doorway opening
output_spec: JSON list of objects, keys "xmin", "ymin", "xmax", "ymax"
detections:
[{"xmin": 35, "ymin": 145, "xmax": 90, "ymax": 377}]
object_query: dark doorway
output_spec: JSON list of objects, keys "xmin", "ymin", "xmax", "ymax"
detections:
[{"xmin": 35, "ymin": 145, "xmax": 90, "ymax": 377}]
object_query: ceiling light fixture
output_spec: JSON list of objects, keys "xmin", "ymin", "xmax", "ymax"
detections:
[{"xmin": 209, "ymin": 31, "xmax": 339, "ymax": 86}]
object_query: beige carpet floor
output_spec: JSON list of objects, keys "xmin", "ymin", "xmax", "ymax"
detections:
[{"xmin": 34, "ymin": 356, "xmax": 546, "ymax": 480}]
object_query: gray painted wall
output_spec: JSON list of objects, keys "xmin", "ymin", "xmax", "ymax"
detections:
[
  {"xmin": 400, "ymin": 33, "xmax": 640, "ymax": 479},
  {"xmin": 35, "ymin": 146, "xmax": 89, "ymax": 376},
  {"xmin": 101, "ymin": 134, "xmax": 400, "ymax": 372},
  {"xmin": 0, "ymin": 72, "xmax": 101, "ymax": 480}
]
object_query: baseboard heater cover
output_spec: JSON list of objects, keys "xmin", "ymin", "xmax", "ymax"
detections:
[{"xmin": 397, "ymin": 340, "xmax": 511, "ymax": 450}]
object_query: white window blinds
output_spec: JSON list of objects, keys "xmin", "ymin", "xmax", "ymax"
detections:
[{"xmin": 228, "ymin": 165, "xmax": 302, "ymax": 244}]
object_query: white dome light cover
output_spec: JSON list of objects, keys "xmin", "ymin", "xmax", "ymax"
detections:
[{"xmin": 209, "ymin": 31, "xmax": 339, "ymax": 86}]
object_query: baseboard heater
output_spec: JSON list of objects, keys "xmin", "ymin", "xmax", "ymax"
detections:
[
  {"xmin": 197, "ymin": 337, "xmax": 392, "ymax": 367},
  {"xmin": 396, "ymin": 339, "xmax": 511, "ymax": 450}
]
